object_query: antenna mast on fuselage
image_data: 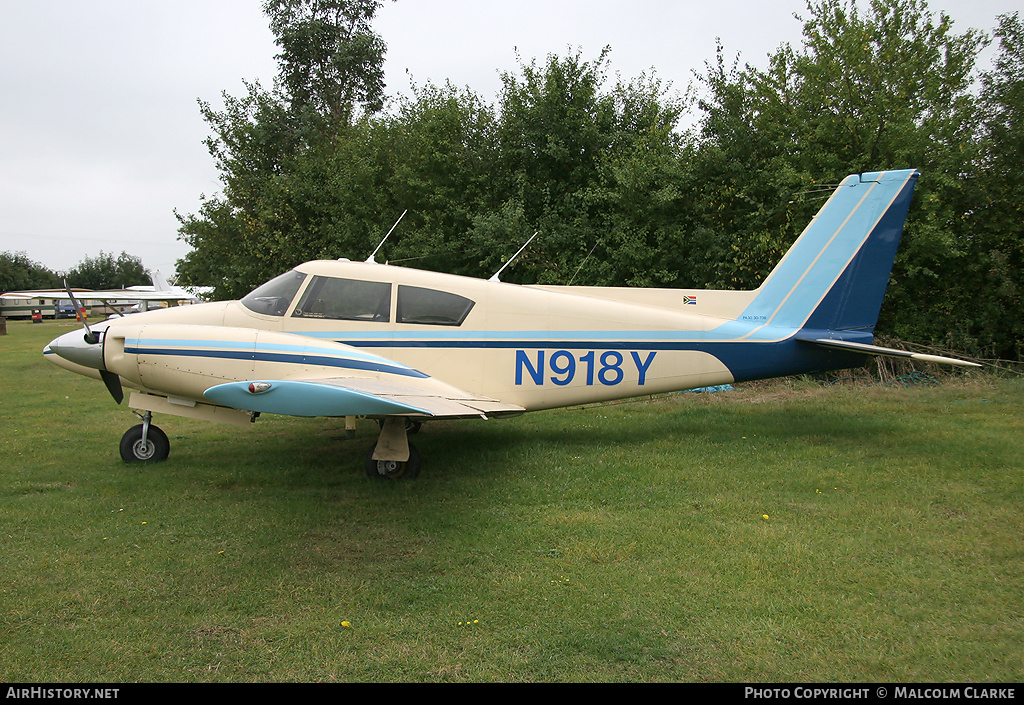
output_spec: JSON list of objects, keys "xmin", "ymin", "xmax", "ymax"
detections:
[
  {"xmin": 365, "ymin": 210, "xmax": 408, "ymax": 264},
  {"xmin": 489, "ymin": 231, "xmax": 539, "ymax": 282}
]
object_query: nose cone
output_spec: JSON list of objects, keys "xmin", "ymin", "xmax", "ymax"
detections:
[{"xmin": 47, "ymin": 327, "xmax": 105, "ymax": 370}]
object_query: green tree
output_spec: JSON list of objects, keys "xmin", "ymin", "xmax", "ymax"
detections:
[
  {"xmin": 470, "ymin": 49, "xmax": 690, "ymax": 285},
  {"xmin": 176, "ymin": 0, "xmax": 392, "ymax": 298},
  {"xmin": 963, "ymin": 12, "xmax": 1024, "ymax": 358},
  {"xmin": 0, "ymin": 251, "xmax": 61, "ymax": 292},
  {"xmin": 689, "ymin": 0, "xmax": 986, "ymax": 340},
  {"xmin": 173, "ymin": 0, "xmax": 1021, "ymax": 361},
  {"xmin": 267, "ymin": 0, "xmax": 388, "ymax": 128},
  {"xmin": 65, "ymin": 251, "xmax": 149, "ymax": 290},
  {"xmin": 370, "ymin": 82, "xmax": 499, "ymax": 274}
]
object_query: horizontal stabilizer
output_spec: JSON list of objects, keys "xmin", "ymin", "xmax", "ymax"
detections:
[{"xmin": 800, "ymin": 338, "xmax": 980, "ymax": 368}]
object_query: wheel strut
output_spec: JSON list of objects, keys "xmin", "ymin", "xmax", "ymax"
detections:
[
  {"xmin": 139, "ymin": 410, "xmax": 152, "ymax": 448},
  {"xmin": 121, "ymin": 411, "xmax": 170, "ymax": 463},
  {"xmin": 366, "ymin": 417, "xmax": 422, "ymax": 479}
]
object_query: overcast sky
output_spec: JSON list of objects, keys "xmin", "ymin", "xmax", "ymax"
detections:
[{"xmin": 0, "ymin": 0, "xmax": 1017, "ymax": 280}]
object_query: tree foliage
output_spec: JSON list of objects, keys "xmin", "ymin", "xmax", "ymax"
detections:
[
  {"xmin": 967, "ymin": 12, "xmax": 1024, "ymax": 358},
  {"xmin": 64, "ymin": 251, "xmax": 150, "ymax": 290},
  {"xmin": 479, "ymin": 50, "xmax": 691, "ymax": 286},
  {"xmin": 1, "ymin": 250, "xmax": 150, "ymax": 294},
  {"xmin": 0, "ymin": 251, "xmax": 61, "ymax": 292},
  {"xmin": 684, "ymin": 0, "xmax": 1009, "ymax": 358},
  {"xmin": 176, "ymin": 0, "xmax": 1024, "ymax": 359},
  {"xmin": 267, "ymin": 0, "xmax": 388, "ymax": 127},
  {"xmin": 177, "ymin": 0, "xmax": 393, "ymax": 298}
]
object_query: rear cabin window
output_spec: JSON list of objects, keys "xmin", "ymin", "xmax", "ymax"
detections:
[
  {"xmin": 241, "ymin": 270, "xmax": 307, "ymax": 316},
  {"xmin": 396, "ymin": 285, "xmax": 475, "ymax": 326},
  {"xmin": 291, "ymin": 276, "xmax": 392, "ymax": 322}
]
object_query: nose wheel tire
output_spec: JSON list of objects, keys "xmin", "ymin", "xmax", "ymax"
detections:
[
  {"xmin": 365, "ymin": 442, "xmax": 420, "ymax": 479},
  {"xmin": 120, "ymin": 424, "xmax": 170, "ymax": 463}
]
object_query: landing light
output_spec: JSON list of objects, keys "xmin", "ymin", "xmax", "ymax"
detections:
[{"xmin": 248, "ymin": 382, "xmax": 272, "ymax": 394}]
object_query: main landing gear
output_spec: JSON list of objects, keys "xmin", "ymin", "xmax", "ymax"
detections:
[
  {"xmin": 119, "ymin": 411, "xmax": 169, "ymax": 463},
  {"xmin": 114, "ymin": 410, "xmax": 422, "ymax": 478},
  {"xmin": 365, "ymin": 416, "xmax": 422, "ymax": 479}
]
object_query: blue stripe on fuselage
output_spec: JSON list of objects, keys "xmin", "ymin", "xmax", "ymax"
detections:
[
  {"xmin": 306, "ymin": 331, "xmax": 871, "ymax": 382},
  {"xmin": 124, "ymin": 344, "xmax": 430, "ymax": 378},
  {"xmin": 123, "ymin": 331, "xmax": 870, "ymax": 385}
]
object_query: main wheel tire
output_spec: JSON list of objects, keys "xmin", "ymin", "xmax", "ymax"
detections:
[
  {"xmin": 119, "ymin": 424, "xmax": 170, "ymax": 463},
  {"xmin": 365, "ymin": 442, "xmax": 421, "ymax": 479}
]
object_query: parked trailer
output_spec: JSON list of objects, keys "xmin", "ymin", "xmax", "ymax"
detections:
[
  {"xmin": 0, "ymin": 298, "xmax": 76, "ymax": 319},
  {"xmin": 1, "ymin": 297, "xmax": 57, "ymax": 319}
]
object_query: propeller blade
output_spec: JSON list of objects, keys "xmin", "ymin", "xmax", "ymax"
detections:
[
  {"xmin": 99, "ymin": 370, "xmax": 124, "ymax": 405},
  {"xmin": 63, "ymin": 279, "xmax": 99, "ymax": 344},
  {"xmin": 60, "ymin": 279, "xmax": 118, "ymax": 402}
]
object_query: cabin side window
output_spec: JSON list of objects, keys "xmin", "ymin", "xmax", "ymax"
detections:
[
  {"xmin": 396, "ymin": 285, "xmax": 475, "ymax": 326},
  {"xmin": 292, "ymin": 276, "xmax": 392, "ymax": 322},
  {"xmin": 241, "ymin": 270, "xmax": 307, "ymax": 316}
]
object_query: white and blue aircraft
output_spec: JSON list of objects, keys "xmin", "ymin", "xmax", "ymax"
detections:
[
  {"xmin": 44, "ymin": 169, "xmax": 977, "ymax": 477},
  {"xmin": 3, "ymin": 270, "xmax": 207, "ymax": 315}
]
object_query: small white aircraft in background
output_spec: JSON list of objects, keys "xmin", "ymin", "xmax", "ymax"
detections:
[
  {"xmin": 113, "ymin": 271, "xmax": 211, "ymax": 312},
  {"xmin": 3, "ymin": 271, "xmax": 207, "ymax": 315},
  {"xmin": 43, "ymin": 170, "xmax": 977, "ymax": 478}
]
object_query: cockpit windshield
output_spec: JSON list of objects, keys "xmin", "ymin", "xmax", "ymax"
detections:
[{"xmin": 240, "ymin": 270, "xmax": 307, "ymax": 316}]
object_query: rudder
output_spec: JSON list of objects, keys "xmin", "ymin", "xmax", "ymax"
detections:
[
  {"xmin": 802, "ymin": 170, "xmax": 918, "ymax": 333},
  {"xmin": 740, "ymin": 169, "xmax": 919, "ymax": 334}
]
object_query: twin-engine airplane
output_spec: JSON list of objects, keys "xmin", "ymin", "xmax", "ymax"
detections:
[{"xmin": 44, "ymin": 169, "xmax": 977, "ymax": 478}]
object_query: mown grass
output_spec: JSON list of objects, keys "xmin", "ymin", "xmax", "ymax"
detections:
[{"xmin": 1, "ymin": 320, "xmax": 1022, "ymax": 682}]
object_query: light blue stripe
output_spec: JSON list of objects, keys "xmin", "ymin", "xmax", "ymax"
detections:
[
  {"xmin": 291, "ymin": 322, "xmax": 793, "ymax": 344},
  {"xmin": 123, "ymin": 344, "xmax": 429, "ymax": 378},
  {"xmin": 125, "ymin": 336, "xmax": 414, "ymax": 369}
]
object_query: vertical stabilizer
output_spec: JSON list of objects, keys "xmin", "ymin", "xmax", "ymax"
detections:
[
  {"xmin": 151, "ymin": 270, "xmax": 170, "ymax": 291},
  {"xmin": 741, "ymin": 169, "xmax": 919, "ymax": 334}
]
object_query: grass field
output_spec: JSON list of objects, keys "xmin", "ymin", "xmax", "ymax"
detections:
[{"xmin": 2, "ymin": 319, "xmax": 1022, "ymax": 682}]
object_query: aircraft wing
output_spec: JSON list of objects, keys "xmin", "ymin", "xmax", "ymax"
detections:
[
  {"xmin": 2, "ymin": 289, "xmax": 196, "ymax": 303},
  {"xmin": 87, "ymin": 290, "xmax": 198, "ymax": 302},
  {"xmin": 2, "ymin": 289, "xmax": 83, "ymax": 299},
  {"xmin": 203, "ymin": 376, "xmax": 525, "ymax": 419},
  {"xmin": 66, "ymin": 289, "xmax": 199, "ymax": 302}
]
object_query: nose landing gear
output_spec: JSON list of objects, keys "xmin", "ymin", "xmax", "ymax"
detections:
[{"xmin": 119, "ymin": 411, "xmax": 170, "ymax": 463}]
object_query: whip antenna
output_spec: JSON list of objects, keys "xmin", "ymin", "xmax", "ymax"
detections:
[
  {"xmin": 489, "ymin": 231, "xmax": 539, "ymax": 282},
  {"xmin": 366, "ymin": 210, "xmax": 408, "ymax": 264}
]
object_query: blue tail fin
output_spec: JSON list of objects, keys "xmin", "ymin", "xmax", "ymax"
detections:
[{"xmin": 741, "ymin": 169, "xmax": 919, "ymax": 335}]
